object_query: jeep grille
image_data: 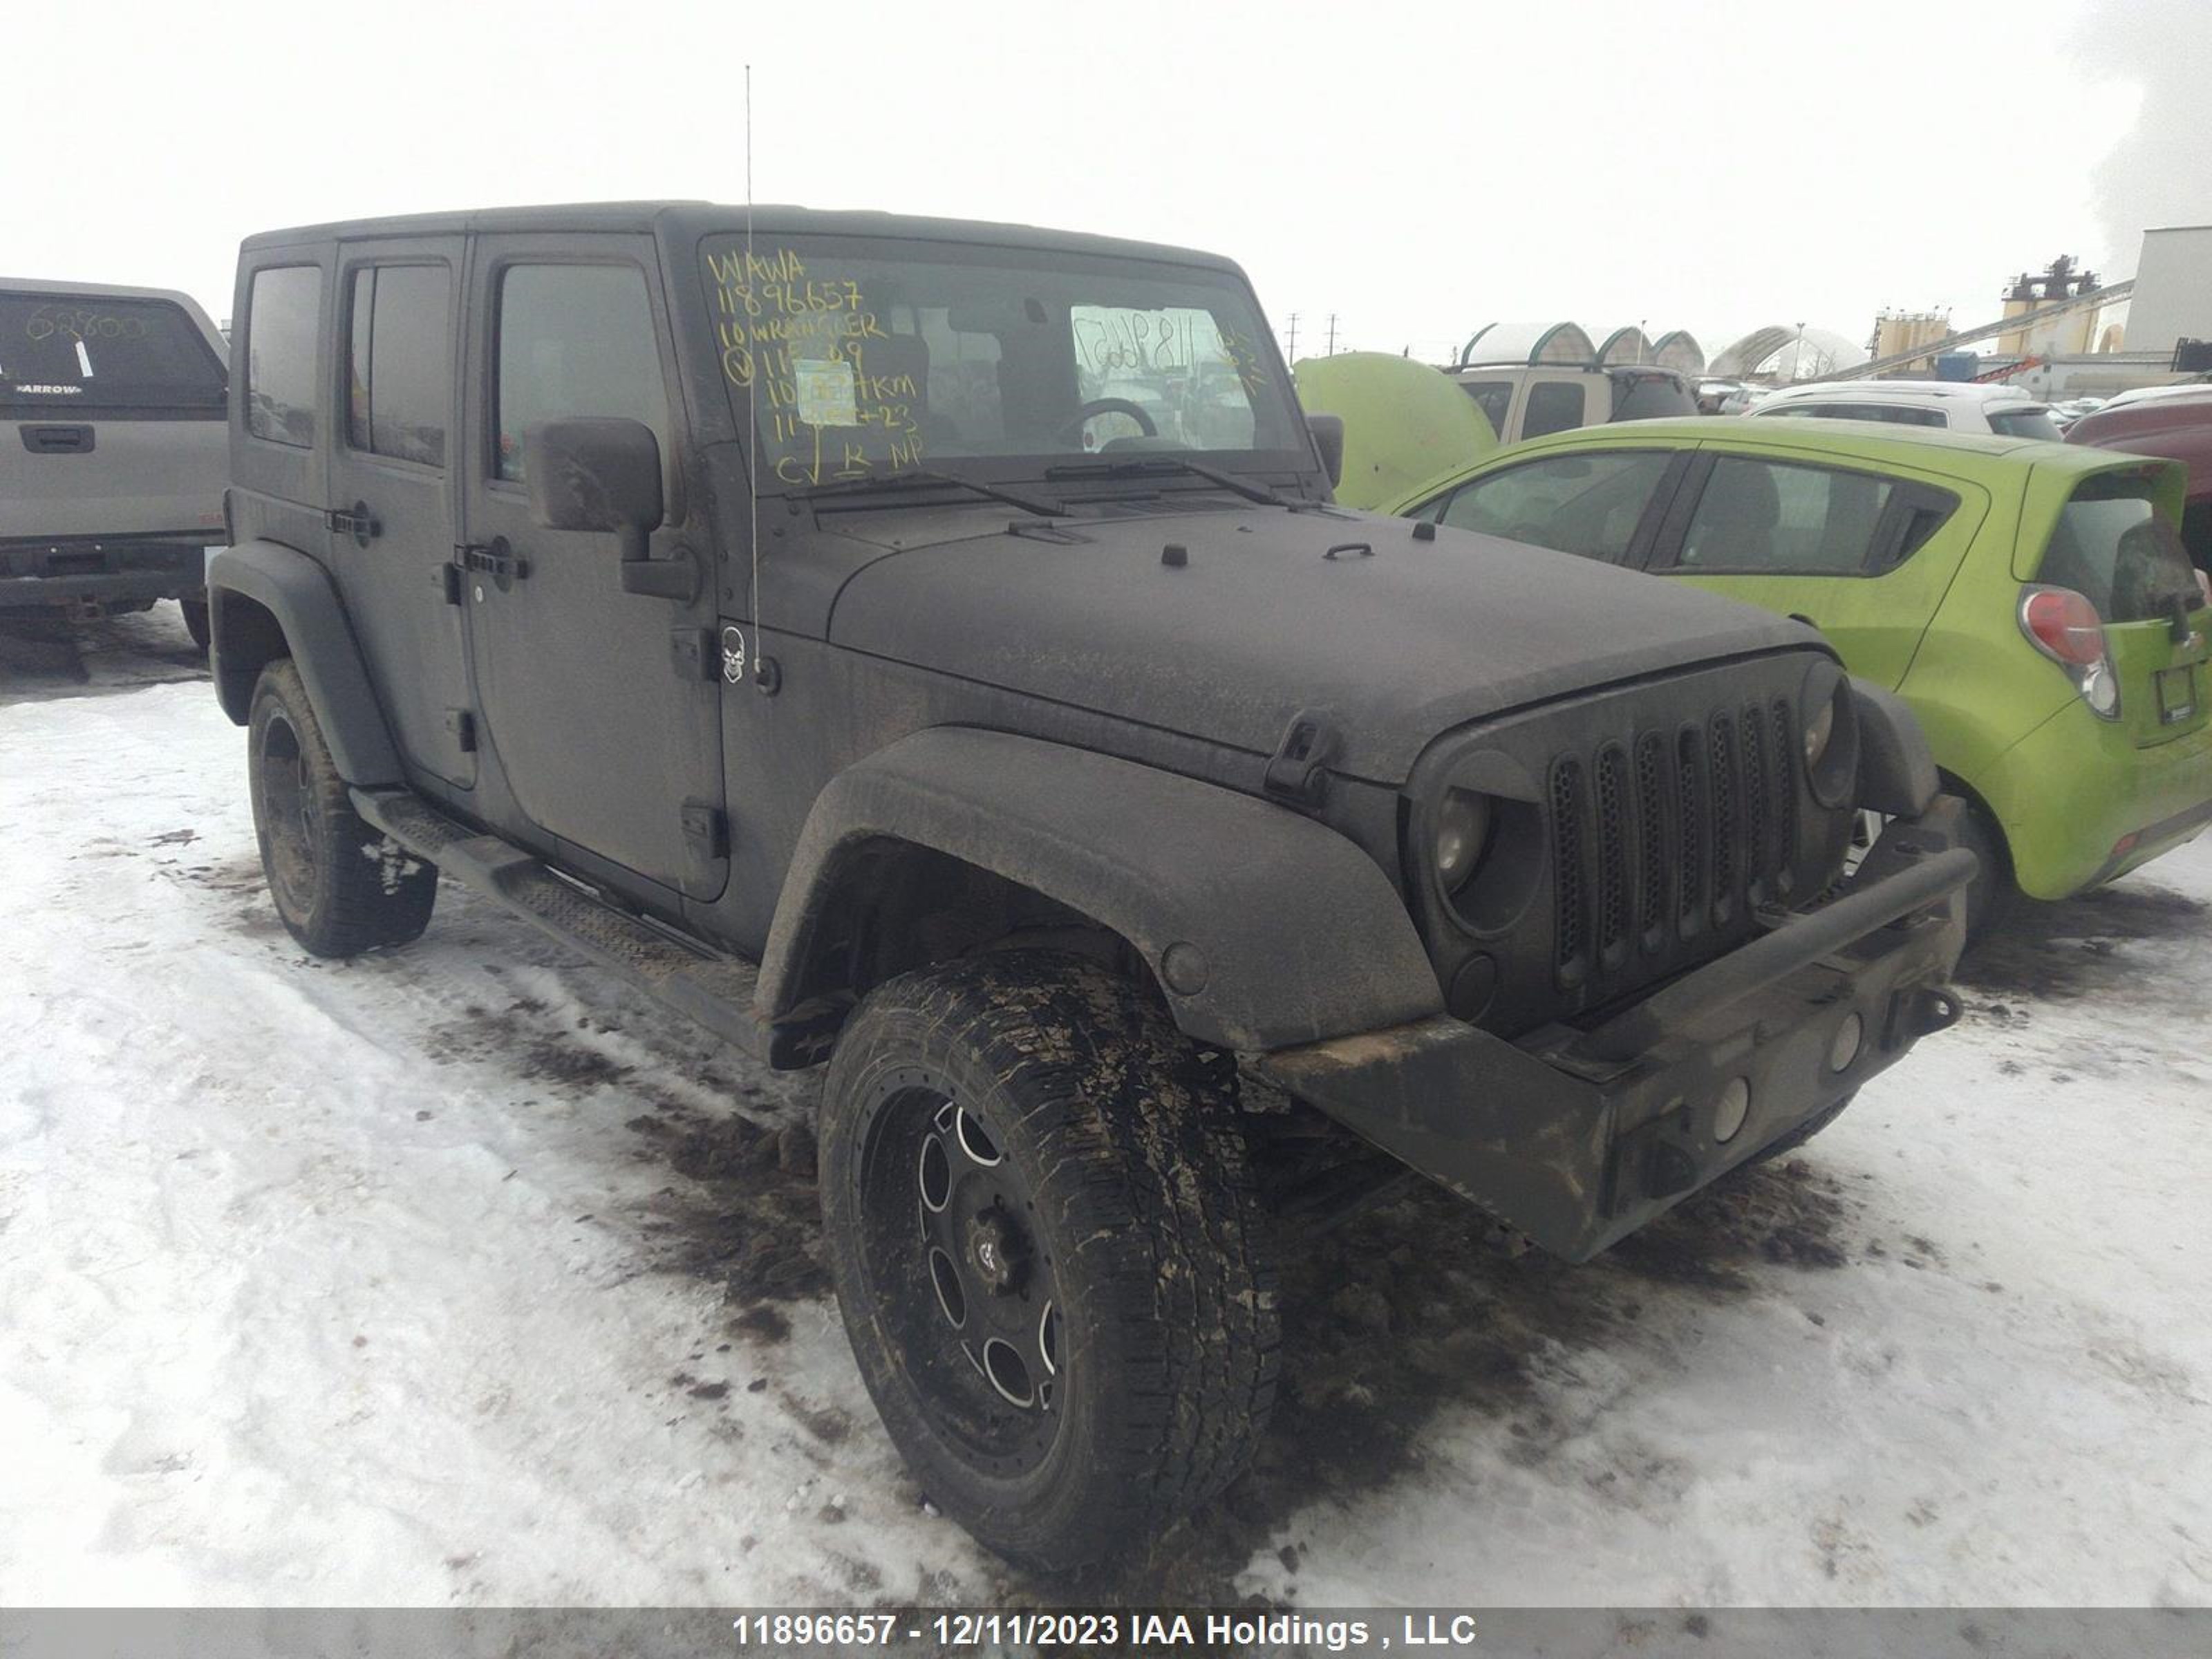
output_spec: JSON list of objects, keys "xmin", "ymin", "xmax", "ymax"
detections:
[{"xmin": 1549, "ymin": 698, "xmax": 1801, "ymax": 989}]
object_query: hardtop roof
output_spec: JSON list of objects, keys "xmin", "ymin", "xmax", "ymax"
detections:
[{"xmin": 238, "ymin": 200, "xmax": 1246, "ymax": 274}]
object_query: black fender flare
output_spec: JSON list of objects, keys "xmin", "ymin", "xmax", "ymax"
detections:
[
  {"xmin": 207, "ymin": 541, "xmax": 402, "ymax": 785},
  {"xmin": 757, "ymin": 728, "xmax": 1445, "ymax": 1052}
]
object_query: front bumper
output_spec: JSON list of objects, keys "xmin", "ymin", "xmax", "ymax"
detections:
[
  {"xmin": 1257, "ymin": 798, "xmax": 1976, "ymax": 1262},
  {"xmin": 0, "ymin": 539, "xmax": 206, "ymax": 615}
]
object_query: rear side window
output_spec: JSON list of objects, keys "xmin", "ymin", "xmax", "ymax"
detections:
[
  {"xmin": 347, "ymin": 265, "xmax": 451, "ymax": 467},
  {"xmin": 1457, "ymin": 379, "xmax": 1512, "ymax": 439},
  {"xmin": 1674, "ymin": 456, "xmax": 1899, "ymax": 574},
  {"xmin": 495, "ymin": 264, "xmax": 667, "ymax": 483},
  {"xmin": 1438, "ymin": 451, "xmax": 1674, "ymax": 561},
  {"xmin": 1521, "ymin": 381, "xmax": 1586, "ymax": 439},
  {"xmin": 0, "ymin": 290, "xmax": 223, "ymax": 413},
  {"xmin": 2037, "ymin": 474, "xmax": 2199, "ymax": 622},
  {"xmin": 245, "ymin": 266, "xmax": 321, "ymax": 447},
  {"xmin": 1987, "ymin": 406, "xmax": 2063, "ymax": 441}
]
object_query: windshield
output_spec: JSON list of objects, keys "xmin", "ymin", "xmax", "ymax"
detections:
[
  {"xmin": 0, "ymin": 290, "xmax": 225, "ymax": 413},
  {"xmin": 699, "ymin": 235, "xmax": 1302, "ymax": 491}
]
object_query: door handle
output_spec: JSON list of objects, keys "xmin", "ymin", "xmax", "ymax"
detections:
[
  {"xmin": 453, "ymin": 538, "xmax": 529, "ymax": 592},
  {"xmin": 325, "ymin": 500, "xmax": 382, "ymax": 547}
]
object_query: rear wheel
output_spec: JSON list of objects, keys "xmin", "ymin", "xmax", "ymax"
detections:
[
  {"xmin": 247, "ymin": 659, "xmax": 437, "ymax": 956},
  {"xmin": 179, "ymin": 597, "xmax": 210, "ymax": 651},
  {"xmin": 818, "ymin": 952, "xmax": 1278, "ymax": 1573}
]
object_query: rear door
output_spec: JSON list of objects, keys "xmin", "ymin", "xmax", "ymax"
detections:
[
  {"xmin": 2026, "ymin": 462, "xmax": 2210, "ymax": 747},
  {"xmin": 457, "ymin": 234, "xmax": 727, "ymax": 899},
  {"xmin": 1644, "ymin": 447, "xmax": 1987, "ymax": 688},
  {"xmin": 329, "ymin": 240, "xmax": 476, "ymax": 787}
]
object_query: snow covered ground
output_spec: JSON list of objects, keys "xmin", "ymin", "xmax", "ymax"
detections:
[{"xmin": 3, "ymin": 606, "xmax": 2209, "ymax": 1609}]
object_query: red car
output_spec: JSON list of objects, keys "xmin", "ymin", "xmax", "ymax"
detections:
[{"xmin": 2068, "ymin": 391, "xmax": 2212, "ymax": 576}]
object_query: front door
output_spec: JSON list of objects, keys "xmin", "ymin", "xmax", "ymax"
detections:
[
  {"xmin": 328, "ymin": 238, "xmax": 476, "ymax": 787},
  {"xmin": 458, "ymin": 235, "xmax": 725, "ymax": 899}
]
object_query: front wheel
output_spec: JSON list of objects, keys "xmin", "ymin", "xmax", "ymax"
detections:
[
  {"xmin": 247, "ymin": 658, "xmax": 437, "ymax": 956},
  {"xmin": 179, "ymin": 597, "xmax": 210, "ymax": 651},
  {"xmin": 818, "ymin": 952, "xmax": 1279, "ymax": 1573}
]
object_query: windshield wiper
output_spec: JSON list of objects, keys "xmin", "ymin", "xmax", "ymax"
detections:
[
  {"xmin": 795, "ymin": 468, "xmax": 1067, "ymax": 518},
  {"xmin": 1044, "ymin": 456, "xmax": 1286, "ymax": 507}
]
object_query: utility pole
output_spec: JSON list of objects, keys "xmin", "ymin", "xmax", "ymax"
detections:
[
  {"xmin": 1326, "ymin": 313, "xmax": 1339, "ymax": 356},
  {"xmin": 1285, "ymin": 312, "xmax": 1299, "ymax": 363}
]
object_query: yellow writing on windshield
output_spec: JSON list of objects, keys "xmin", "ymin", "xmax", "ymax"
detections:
[{"xmin": 706, "ymin": 246, "xmax": 921, "ymax": 485}]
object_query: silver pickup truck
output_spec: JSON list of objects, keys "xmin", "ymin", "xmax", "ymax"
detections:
[{"xmin": 1, "ymin": 278, "xmax": 229, "ymax": 644}]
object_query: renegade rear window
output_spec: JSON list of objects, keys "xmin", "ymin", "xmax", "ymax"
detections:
[
  {"xmin": 0, "ymin": 291, "xmax": 224, "ymax": 413},
  {"xmin": 2036, "ymin": 474, "xmax": 2200, "ymax": 622}
]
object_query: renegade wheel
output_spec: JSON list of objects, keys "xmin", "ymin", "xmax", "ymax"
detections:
[
  {"xmin": 180, "ymin": 597, "xmax": 210, "ymax": 651},
  {"xmin": 818, "ymin": 951, "xmax": 1278, "ymax": 1573},
  {"xmin": 247, "ymin": 658, "xmax": 437, "ymax": 957}
]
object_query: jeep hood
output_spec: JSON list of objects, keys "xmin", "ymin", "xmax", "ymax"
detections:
[{"xmin": 825, "ymin": 505, "xmax": 1820, "ymax": 785}]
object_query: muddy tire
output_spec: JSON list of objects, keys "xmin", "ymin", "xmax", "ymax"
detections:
[
  {"xmin": 247, "ymin": 658, "xmax": 436, "ymax": 957},
  {"xmin": 818, "ymin": 951, "xmax": 1279, "ymax": 1574},
  {"xmin": 179, "ymin": 597, "xmax": 210, "ymax": 651}
]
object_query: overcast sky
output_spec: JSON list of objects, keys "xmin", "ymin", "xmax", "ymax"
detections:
[{"xmin": 12, "ymin": 0, "xmax": 2208, "ymax": 365}]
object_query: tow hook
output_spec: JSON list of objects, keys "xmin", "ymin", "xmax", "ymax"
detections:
[{"xmin": 1889, "ymin": 985, "xmax": 1965, "ymax": 1044}]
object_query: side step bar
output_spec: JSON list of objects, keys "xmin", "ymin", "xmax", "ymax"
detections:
[{"xmin": 352, "ymin": 788, "xmax": 834, "ymax": 1068}]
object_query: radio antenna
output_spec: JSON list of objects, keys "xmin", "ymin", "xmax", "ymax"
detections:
[{"xmin": 744, "ymin": 62, "xmax": 765, "ymax": 689}]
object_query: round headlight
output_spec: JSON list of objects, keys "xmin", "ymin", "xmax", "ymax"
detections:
[
  {"xmin": 1435, "ymin": 791, "xmax": 1492, "ymax": 893},
  {"xmin": 1803, "ymin": 695, "xmax": 1835, "ymax": 769}
]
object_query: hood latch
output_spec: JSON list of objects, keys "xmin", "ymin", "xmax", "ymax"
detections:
[{"xmin": 1264, "ymin": 711, "xmax": 1339, "ymax": 807}]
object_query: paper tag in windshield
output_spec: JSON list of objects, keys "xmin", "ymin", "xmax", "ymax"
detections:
[{"xmin": 794, "ymin": 359, "xmax": 859, "ymax": 427}]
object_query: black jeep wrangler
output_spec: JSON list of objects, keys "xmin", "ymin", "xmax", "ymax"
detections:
[{"xmin": 207, "ymin": 203, "xmax": 1971, "ymax": 1572}]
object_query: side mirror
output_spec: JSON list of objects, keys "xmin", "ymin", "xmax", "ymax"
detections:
[
  {"xmin": 524, "ymin": 418, "xmax": 664, "ymax": 562},
  {"xmin": 1306, "ymin": 413, "xmax": 1345, "ymax": 489}
]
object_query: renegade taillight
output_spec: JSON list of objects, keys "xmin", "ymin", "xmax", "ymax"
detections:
[{"xmin": 2019, "ymin": 585, "xmax": 2121, "ymax": 718}]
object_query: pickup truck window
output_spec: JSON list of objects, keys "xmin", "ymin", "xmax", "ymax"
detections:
[
  {"xmin": 1674, "ymin": 455, "xmax": 1897, "ymax": 574},
  {"xmin": 1521, "ymin": 380, "xmax": 1586, "ymax": 439},
  {"xmin": 347, "ymin": 265, "xmax": 450, "ymax": 468},
  {"xmin": 494, "ymin": 264, "xmax": 667, "ymax": 484},
  {"xmin": 1456, "ymin": 379, "xmax": 1513, "ymax": 438},
  {"xmin": 700, "ymin": 235, "xmax": 1300, "ymax": 491},
  {"xmin": 1, "ymin": 290, "xmax": 223, "ymax": 414},
  {"xmin": 245, "ymin": 266, "xmax": 321, "ymax": 447},
  {"xmin": 1436, "ymin": 450, "xmax": 1673, "ymax": 561}
]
